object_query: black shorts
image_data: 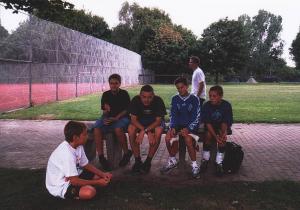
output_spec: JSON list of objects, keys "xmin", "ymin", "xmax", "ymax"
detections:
[{"xmin": 64, "ymin": 170, "xmax": 95, "ymax": 199}]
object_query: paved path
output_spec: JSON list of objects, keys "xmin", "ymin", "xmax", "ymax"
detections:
[{"xmin": 1, "ymin": 120, "xmax": 300, "ymax": 183}]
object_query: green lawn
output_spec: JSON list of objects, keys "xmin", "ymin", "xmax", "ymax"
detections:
[
  {"xmin": 1, "ymin": 168, "xmax": 300, "ymax": 210},
  {"xmin": 1, "ymin": 84, "xmax": 300, "ymax": 123}
]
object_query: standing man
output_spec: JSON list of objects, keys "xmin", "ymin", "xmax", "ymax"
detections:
[
  {"xmin": 189, "ymin": 56, "xmax": 206, "ymax": 107},
  {"xmin": 128, "ymin": 85, "xmax": 167, "ymax": 174}
]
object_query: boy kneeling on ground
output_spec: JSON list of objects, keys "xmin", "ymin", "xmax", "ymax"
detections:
[
  {"xmin": 200, "ymin": 85, "xmax": 233, "ymax": 176},
  {"xmin": 46, "ymin": 121, "xmax": 112, "ymax": 200},
  {"xmin": 161, "ymin": 77, "xmax": 201, "ymax": 178}
]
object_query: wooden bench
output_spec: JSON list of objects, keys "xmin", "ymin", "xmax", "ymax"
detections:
[
  {"xmin": 84, "ymin": 123, "xmax": 122, "ymax": 170},
  {"xmin": 83, "ymin": 122, "xmax": 207, "ymax": 170}
]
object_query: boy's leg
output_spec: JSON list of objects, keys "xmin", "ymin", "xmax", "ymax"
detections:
[
  {"xmin": 115, "ymin": 126, "xmax": 133, "ymax": 167},
  {"xmin": 79, "ymin": 185, "xmax": 96, "ymax": 200},
  {"xmin": 94, "ymin": 127, "xmax": 104, "ymax": 156},
  {"xmin": 94, "ymin": 123, "xmax": 111, "ymax": 171},
  {"xmin": 165, "ymin": 129, "xmax": 179, "ymax": 157},
  {"xmin": 216, "ymin": 140, "xmax": 226, "ymax": 176},
  {"xmin": 184, "ymin": 135, "xmax": 200, "ymax": 178},
  {"xmin": 141, "ymin": 126, "xmax": 163, "ymax": 173},
  {"xmin": 160, "ymin": 130, "xmax": 179, "ymax": 173},
  {"xmin": 128, "ymin": 124, "xmax": 142, "ymax": 172},
  {"xmin": 200, "ymin": 131, "xmax": 213, "ymax": 172}
]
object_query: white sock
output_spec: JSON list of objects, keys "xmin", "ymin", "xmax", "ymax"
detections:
[
  {"xmin": 170, "ymin": 156, "xmax": 177, "ymax": 162},
  {"xmin": 191, "ymin": 161, "xmax": 198, "ymax": 168},
  {"xmin": 203, "ymin": 151, "xmax": 210, "ymax": 161},
  {"xmin": 216, "ymin": 152, "xmax": 225, "ymax": 164}
]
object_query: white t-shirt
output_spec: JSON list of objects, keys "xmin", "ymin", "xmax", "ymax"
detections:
[
  {"xmin": 191, "ymin": 67, "xmax": 206, "ymax": 99},
  {"xmin": 46, "ymin": 141, "xmax": 89, "ymax": 198}
]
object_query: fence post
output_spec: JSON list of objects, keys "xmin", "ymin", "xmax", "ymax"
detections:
[
  {"xmin": 76, "ymin": 67, "xmax": 78, "ymax": 97},
  {"xmin": 28, "ymin": 15, "xmax": 33, "ymax": 107},
  {"xmin": 55, "ymin": 34, "xmax": 59, "ymax": 101}
]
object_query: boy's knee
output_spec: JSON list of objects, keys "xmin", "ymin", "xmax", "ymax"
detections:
[
  {"xmin": 127, "ymin": 124, "xmax": 137, "ymax": 134},
  {"xmin": 79, "ymin": 185, "xmax": 96, "ymax": 200},
  {"xmin": 184, "ymin": 137, "xmax": 193, "ymax": 147}
]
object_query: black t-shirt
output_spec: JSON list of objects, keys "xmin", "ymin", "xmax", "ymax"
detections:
[
  {"xmin": 101, "ymin": 89, "xmax": 130, "ymax": 117},
  {"xmin": 129, "ymin": 95, "xmax": 167, "ymax": 122},
  {"xmin": 201, "ymin": 99, "xmax": 233, "ymax": 128}
]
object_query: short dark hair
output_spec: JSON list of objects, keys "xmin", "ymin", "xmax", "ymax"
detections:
[
  {"xmin": 64, "ymin": 121, "xmax": 87, "ymax": 142},
  {"xmin": 108, "ymin": 74, "xmax": 121, "ymax": 83},
  {"xmin": 189, "ymin": 56, "xmax": 200, "ymax": 65},
  {"xmin": 174, "ymin": 76, "xmax": 188, "ymax": 86},
  {"xmin": 209, "ymin": 85, "xmax": 223, "ymax": 96},
  {"xmin": 140, "ymin": 84, "xmax": 154, "ymax": 93}
]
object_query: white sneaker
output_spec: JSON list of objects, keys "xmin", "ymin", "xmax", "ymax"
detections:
[
  {"xmin": 191, "ymin": 164, "xmax": 200, "ymax": 179},
  {"xmin": 160, "ymin": 158, "xmax": 178, "ymax": 173}
]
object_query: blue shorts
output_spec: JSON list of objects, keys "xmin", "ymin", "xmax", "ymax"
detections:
[
  {"xmin": 93, "ymin": 116, "xmax": 130, "ymax": 133},
  {"xmin": 139, "ymin": 118, "xmax": 165, "ymax": 130}
]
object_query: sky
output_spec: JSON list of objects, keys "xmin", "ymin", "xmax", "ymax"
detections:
[{"xmin": 1, "ymin": 0, "xmax": 299, "ymax": 66}]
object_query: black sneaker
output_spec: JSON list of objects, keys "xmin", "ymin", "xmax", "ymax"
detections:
[
  {"xmin": 131, "ymin": 159, "xmax": 142, "ymax": 174},
  {"xmin": 141, "ymin": 161, "xmax": 151, "ymax": 174},
  {"xmin": 99, "ymin": 156, "xmax": 111, "ymax": 171},
  {"xmin": 119, "ymin": 150, "xmax": 133, "ymax": 167},
  {"xmin": 200, "ymin": 159, "xmax": 209, "ymax": 173},
  {"xmin": 216, "ymin": 163, "xmax": 224, "ymax": 177}
]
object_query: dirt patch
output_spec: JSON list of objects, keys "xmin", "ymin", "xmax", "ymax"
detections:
[{"xmin": 35, "ymin": 114, "xmax": 56, "ymax": 120}]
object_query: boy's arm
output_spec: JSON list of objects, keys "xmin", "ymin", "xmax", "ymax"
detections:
[
  {"xmin": 197, "ymin": 81, "xmax": 204, "ymax": 97},
  {"xmin": 145, "ymin": 116, "xmax": 162, "ymax": 132},
  {"xmin": 67, "ymin": 175, "xmax": 110, "ymax": 187},
  {"xmin": 187, "ymin": 97, "xmax": 201, "ymax": 132},
  {"xmin": 206, "ymin": 123, "xmax": 218, "ymax": 139},
  {"xmin": 130, "ymin": 114, "xmax": 144, "ymax": 131},
  {"xmin": 83, "ymin": 163, "xmax": 112, "ymax": 180},
  {"xmin": 169, "ymin": 97, "xmax": 178, "ymax": 129}
]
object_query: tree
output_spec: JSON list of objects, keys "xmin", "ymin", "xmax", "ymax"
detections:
[
  {"xmin": 238, "ymin": 10, "xmax": 285, "ymax": 78},
  {"xmin": 290, "ymin": 28, "xmax": 300, "ymax": 69},
  {"xmin": 36, "ymin": 9, "xmax": 111, "ymax": 40},
  {"xmin": 111, "ymin": 2, "xmax": 197, "ymax": 75},
  {"xmin": 1, "ymin": 1, "xmax": 111, "ymax": 41},
  {"xmin": 0, "ymin": 0, "xmax": 73, "ymax": 14},
  {"xmin": 199, "ymin": 18, "xmax": 250, "ymax": 83},
  {"xmin": 0, "ymin": 24, "xmax": 9, "ymax": 40}
]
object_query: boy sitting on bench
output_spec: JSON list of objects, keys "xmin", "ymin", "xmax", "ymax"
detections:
[
  {"xmin": 161, "ymin": 77, "xmax": 201, "ymax": 178},
  {"xmin": 93, "ymin": 74, "xmax": 132, "ymax": 171},
  {"xmin": 200, "ymin": 85, "xmax": 233, "ymax": 176},
  {"xmin": 128, "ymin": 85, "xmax": 167, "ymax": 174}
]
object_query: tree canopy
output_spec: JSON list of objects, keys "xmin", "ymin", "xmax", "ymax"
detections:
[{"xmin": 290, "ymin": 28, "xmax": 300, "ymax": 69}]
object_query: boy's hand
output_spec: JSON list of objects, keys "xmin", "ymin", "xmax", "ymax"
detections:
[
  {"xmin": 104, "ymin": 117, "xmax": 116, "ymax": 125},
  {"xmin": 171, "ymin": 128, "xmax": 176, "ymax": 137},
  {"xmin": 216, "ymin": 135, "xmax": 226, "ymax": 146},
  {"xmin": 147, "ymin": 132, "xmax": 156, "ymax": 146},
  {"xmin": 96, "ymin": 178, "xmax": 110, "ymax": 187},
  {"xmin": 102, "ymin": 172, "xmax": 112, "ymax": 181},
  {"xmin": 180, "ymin": 128, "xmax": 189, "ymax": 137}
]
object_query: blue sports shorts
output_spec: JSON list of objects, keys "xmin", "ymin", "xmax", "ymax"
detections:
[{"xmin": 93, "ymin": 116, "xmax": 130, "ymax": 133}]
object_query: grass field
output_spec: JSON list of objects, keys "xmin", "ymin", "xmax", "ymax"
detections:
[
  {"xmin": 1, "ymin": 84, "xmax": 300, "ymax": 123},
  {"xmin": 1, "ymin": 168, "xmax": 300, "ymax": 210}
]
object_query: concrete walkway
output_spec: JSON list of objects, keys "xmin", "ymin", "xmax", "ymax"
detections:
[{"xmin": 1, "ymin": 119, "xmax": 300, "ymax": 183}]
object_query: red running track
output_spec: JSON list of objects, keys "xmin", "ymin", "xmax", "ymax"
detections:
[{"xmin": 0, "ymin": 83, "xmax": 111, "ymax": 112}]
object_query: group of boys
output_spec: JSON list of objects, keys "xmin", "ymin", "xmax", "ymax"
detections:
[{"xmin": 45, "ymin": 56, "xmax": 233, "ymax": 200}]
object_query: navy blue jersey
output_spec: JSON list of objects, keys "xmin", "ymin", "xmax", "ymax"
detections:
[
  {"xmin": 169, "ymin": 94, "xmax": 200, "ymax": 132},
  {"xmin": 202, "ymin": 100, "xmax": 233, "ymax": 128}
]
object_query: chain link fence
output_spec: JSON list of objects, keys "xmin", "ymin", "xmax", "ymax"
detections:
[{"xmin": 0, "ymin": 9, "xmax": 142, "ymax": 112}]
